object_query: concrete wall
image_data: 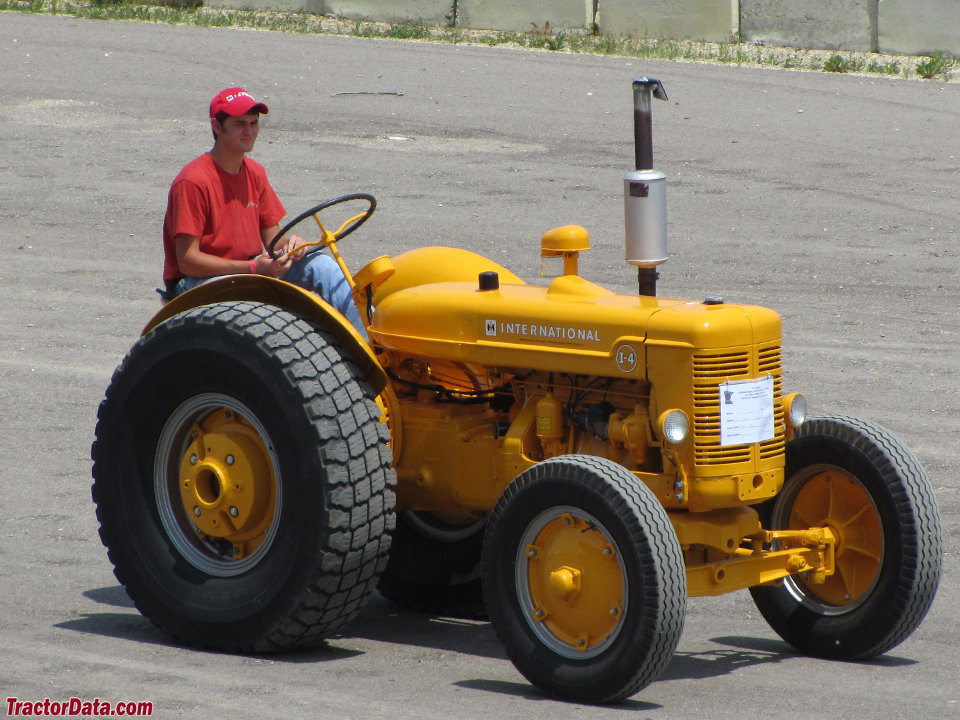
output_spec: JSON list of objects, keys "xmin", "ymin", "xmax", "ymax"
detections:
[
  {"xmin": 214, "ymin": 0, "xmax": 320, "ymax": 13},
  {"xmin": 321, "ymin": 0, "xmax": 452, "ymax": 25},
  {"xmin": 879, "ymin": 0, "xmax": 960, "ymax": 56},
  {"xmin": 598, "ymin": 0, "xmax": 737, "ymax": 43},
  {"xmin": 457, "ymin": 0, "xmax": 592, "ymax": 32},
  {"xmin": 740, "ymin": 0, "xmax": 878, "ymax": 52},
  {"xmin": 206, "ymin": 0, "xmax": 960, "ymax": 57}
]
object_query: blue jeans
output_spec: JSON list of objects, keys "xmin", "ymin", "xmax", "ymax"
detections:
[{"xmin": 174, "ymin": 252, "xmax": 368, "ymax": 340}]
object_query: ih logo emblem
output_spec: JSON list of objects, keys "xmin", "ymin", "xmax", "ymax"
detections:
[
  {"xmin": 615, "ymin": 344, "xmax": 638, "ymax": 373},
  {"xmin": 485, "ymin": 319, "xmax": 497, "ymax": 337}
]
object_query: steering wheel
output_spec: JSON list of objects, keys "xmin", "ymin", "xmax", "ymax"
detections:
[{"xmin": 267, "ymin": 193, "xmax": 376, "ymax": 260}]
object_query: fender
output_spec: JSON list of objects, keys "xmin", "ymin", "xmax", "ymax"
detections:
[{"xmin": 143, "ymin": 275, "xmax": 386, "ymax": 393}]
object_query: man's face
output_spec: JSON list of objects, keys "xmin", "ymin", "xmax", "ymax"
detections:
[{"xmin": 213, "ymin": 112, "xmax": 260, "ymax": 154}]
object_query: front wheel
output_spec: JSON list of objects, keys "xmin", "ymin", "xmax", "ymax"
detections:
[
  {"xmin": 750, "ymin": 415, "xmax": 942, "ymax": 660},
  {"xmin": 482, "ymin": 455, "xmax": 686, "ymax": 704}
]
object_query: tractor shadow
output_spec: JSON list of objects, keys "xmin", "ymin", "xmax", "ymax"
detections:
[
  {"xmin": 61, "ymin": 585, "xmax": 917, "ymax": 698},
  {"xmin": 57, "ymin": 585, "xmax": 364, "ymax": 661},
  {"xmin": 331, "ymin": 591, "xmax": 505, "ymax": 659},
  {"xmin": 60, "ymin": 585, "xmax": 507, "ymax": 663},
  {"xmin": 55, "ymin": 585, "xmax": 172, "ymax": 647},
  {"xmin": 659, "ymin": 636, "xmax": 796, "ymax": 680},
  {"xmin": 659, "ymin": 635, "xmax": 917, "ymax": 682}
]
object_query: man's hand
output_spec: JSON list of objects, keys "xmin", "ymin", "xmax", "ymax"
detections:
[
  {"xmin": 250, "ymin": 248, "xmax": 293, "ymax": 277},
  {"xmin": 281, "ymin": 234, "xmax": 308, "ymax": 261},
  {"xmin": 249, "ymin": 234, "xmax": 307, "ymax": 277}
]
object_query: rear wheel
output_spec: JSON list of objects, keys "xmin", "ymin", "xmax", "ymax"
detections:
[
  {"xmin": 483, "ymin": 455, "xmax": 685, "ymax": 704},
  {"xmin": 750, "ymin": 415, "xmax": 942, "ymax": 660},
  {"xmin": 91, "ymin": 301, "xmax": 395, "ymax": 651},
  {"xmin": 377, "ymin": 512, "xmax": 486, "ymax": 618}
]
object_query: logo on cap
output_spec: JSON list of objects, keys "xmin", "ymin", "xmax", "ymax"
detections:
[{"xmin": 210, "ymin": 87, "xmax": 269, "ymax": 118}]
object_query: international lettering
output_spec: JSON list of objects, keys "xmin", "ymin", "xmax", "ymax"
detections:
[{"xmin": 499, "ymin": 322, "xmax": 600, "ymax": 343}]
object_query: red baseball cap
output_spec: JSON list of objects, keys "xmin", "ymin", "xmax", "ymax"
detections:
[{"xmin": 209, "ymin": 87, "xmax": 269, "ymax": 118}]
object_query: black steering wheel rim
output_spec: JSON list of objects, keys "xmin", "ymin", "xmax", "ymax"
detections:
[{"xmin": 267, "ymin": 193, "xmax": 376, "ymax": 259}]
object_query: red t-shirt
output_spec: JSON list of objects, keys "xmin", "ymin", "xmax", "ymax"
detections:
[{"xmin": 162, "ymin": 153, "xmax": 286, "ymax": 283}]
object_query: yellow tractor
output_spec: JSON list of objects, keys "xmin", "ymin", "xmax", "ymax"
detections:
[{"xmin": 91, "ymin": 79, "xmax": 942, "ymax": 704}]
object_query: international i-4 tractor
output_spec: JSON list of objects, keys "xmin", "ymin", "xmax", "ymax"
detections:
[{"xmin": 91, "ymin": 79, "xmax": 942, "ymax": 705}]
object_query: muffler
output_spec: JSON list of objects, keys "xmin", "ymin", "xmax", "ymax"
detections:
[{"xmin": 624, "ymin": 77, "xmax": 669, "ymax": 296}]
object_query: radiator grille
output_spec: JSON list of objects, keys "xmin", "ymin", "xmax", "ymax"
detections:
[{"xmin": 693, "ymin": 345, "xmax": 784, "ymax": 466}]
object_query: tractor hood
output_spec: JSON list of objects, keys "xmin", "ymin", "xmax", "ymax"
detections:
[{"xmin": 370, "ymin": 271, "xmax": 781, "ymax": 379}]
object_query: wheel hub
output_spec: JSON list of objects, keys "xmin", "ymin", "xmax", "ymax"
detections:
[
  {"xmin": 157, "ymin": 395, "xmax": 278, "ymax": 574},
  {"xmin": 180, "ymin": 431, "xmax": 270, "ymax": 538},
  {"xmin": 547, "ymin": 566, "xmax": 581, "ymax": 600},
  {"xmin": 783, "ymin": 466, "xmax": 883, "ymax": 609},
  {"xmin": 521, "ymin": 509, "xmax": 626, "ymax": 658}
]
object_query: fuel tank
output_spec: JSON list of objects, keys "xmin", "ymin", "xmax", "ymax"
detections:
[{"xmin": 369, "ymin": 248, "xmax": 782, "ymax": 379}]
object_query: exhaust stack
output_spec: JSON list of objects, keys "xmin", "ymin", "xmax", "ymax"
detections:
[{"xmin": 624, "ymin": 77, "xmax": 668, "ymax": 296}]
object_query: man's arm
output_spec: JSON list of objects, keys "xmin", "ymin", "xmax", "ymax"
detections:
[{"xmin": 175, "ymin": 233, "xmax": 292, "ymax": 277}]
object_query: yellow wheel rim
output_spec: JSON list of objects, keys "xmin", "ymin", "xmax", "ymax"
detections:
[
  {"xmin": 780, "ymin": 465, "xmax": 883, "ymax": 611},
  {"xmin": 518, "ymin": 507, "xmax": 626, "ymax": 658},
  {"xmin": 156, "ymin": 394, "xmax": 281, "ymax": 577},
  {"xmin": 178, "ymin": 408, "xmax": 277, "ymax": 555}
]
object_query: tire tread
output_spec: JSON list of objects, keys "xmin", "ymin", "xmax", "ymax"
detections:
[{"xmin": 91, "ymin": 301, "xmax": 396, "ymax": 653}]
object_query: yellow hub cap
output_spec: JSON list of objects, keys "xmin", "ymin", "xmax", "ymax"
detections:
[
  {"xmin": 178, "ymin": 408, "xmax": 276, "ymax": 557},
  {"xmin": 784, "ymin": 466, "xmax": 883, "ymax": 608},
  {"xmin": 156, "ymin": 394, "xmax": 281, "ymax": 577},
  {"xmin": 520, "ymin": 508, "xmax": 626, "ymax": 658}
]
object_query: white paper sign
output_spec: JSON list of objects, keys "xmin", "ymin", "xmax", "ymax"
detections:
[{"xmin": 719, "ymin": 376, "xmax": 775, "ymax": 446}]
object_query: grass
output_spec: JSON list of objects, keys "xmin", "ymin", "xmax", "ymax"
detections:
[
  {"xmin": 1, "ymin": 0, "xmax": 955, "ymax": 82},
  {"xmin": 916, "ymin": 50, "xmax": 950, "ymax": 79},
  {"xmin": 824, "ymin": 54, "xmax": 855, "ymax": 73}
]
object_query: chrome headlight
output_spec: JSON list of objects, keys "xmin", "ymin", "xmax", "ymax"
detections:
[
  {"xmin": 659, "ymin": 409, "xmax": 690, "ymax": 445},
  {"xmin": 784, "ymin": 393, "xmax": 807, "ymax": 430}
]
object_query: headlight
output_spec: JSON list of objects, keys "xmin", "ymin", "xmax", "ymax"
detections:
[
  {"xmin": 784, "ymin": 393, "xmax": 807, "ymax": 429},
  {"xmin": 658, "ymin": 409, "xmax": 690, "ymax": 445}
]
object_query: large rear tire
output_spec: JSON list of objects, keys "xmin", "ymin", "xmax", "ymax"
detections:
[
  {"xmin": 91, "ymin": 301, "xmax": 395, "ymax": 651},
  {"xmin": 750, "ymin": 415, "xmax": 942, "ymax": 660},
  {"xmin": 482, "ymin": 455, "xmax": 685, "ymax": 704}
]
